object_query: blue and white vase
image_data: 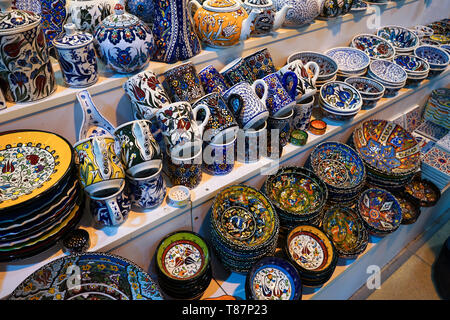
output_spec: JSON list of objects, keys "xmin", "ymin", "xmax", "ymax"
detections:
[
  {"xmin": 53, "ymin": 23, "xmax": 98, "ymax": 88},
  {"xmin": 93, "ymin": 0, "xmax": 154, "ymax": 73}
]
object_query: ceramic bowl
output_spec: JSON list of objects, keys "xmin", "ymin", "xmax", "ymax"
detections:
[
  {"xmin": 440, "ymin": 44, "xmax": 450, "ymax": 55},
  {"xmin": 324, "ymin": 47, "xmax": 370, "ymax": 74},
  {"xmin": 344, "ymin": 76, "xmax": 385, "ymax": 99},
  {"xmin": 357, "ymin": 188, "xmax": 402, "ymax": 235},
  {"xmin": 368, "ymin": 59, "xmax": 408, "ymax": 85},
  {"xmin": 430, "ymin": 34, "xmax": 450, "ymax": 44},
  {"xmin": 393, "ymin": 54, "xmax": 430, "ymax": 76},
  {"xmin": 414, "ymin": 45, "xmax": 450, "ymax": 70},
  {"xmin": 351, "ymin": 34, "xmax": 396, "ymax": 60},
  {"xmin": 395, "ymin": 192, "xmax": 421, "ymax": 225},
  {"xmin": 319, "ymin": 81, "xmax": 363, "ymax": 115},
  {"xmin": 414, "ymin": 25, "xmax": 434, "ymax": 37},
  {"xmin": 404, "ymin": 176, "xmax": 441, "ymax": 207},
  {"xmin": 377, "ymin": 25, "xmax": 420, "ymax": 53},
  {"xmin": 287, "ymin": 51, "xmax": 338, "ymax": 81},
  {"xmin": 420, "ymin": 38, "xmax": 441, "ymax": 46}
]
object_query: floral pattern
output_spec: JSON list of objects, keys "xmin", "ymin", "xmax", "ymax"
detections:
[
  {"xmin": 162, "ymin": 62, "xmax": 205, "ymax": 102},
  {"xmin": 69, "ymin": 0, "xmax": 113, "ymax": 34}
]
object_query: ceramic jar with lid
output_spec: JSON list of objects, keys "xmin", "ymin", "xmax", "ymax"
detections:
[
  {"xmin": 53, "ymin": 23, "xmax": 98, "ymax": 88},
  {"xmin": 93, "ymin": 0, "xmax": 154, "ymax": 73},
  {"xmin": 0, "ymin": 2, "xmax": 56, "ymax": 103},
  {"xmin": 241, "ymin": 0, "xmax": 292, "ymax": 36},
  {"xmin": 69, "ymin": 0, "xmax": 115, "ymax": 35}
]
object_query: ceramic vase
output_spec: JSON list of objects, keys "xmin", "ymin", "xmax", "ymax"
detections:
[
  {"xmin": 40, "ymin": 0, "xmax": 69, "ymax": 50},
  {"xmin": 69, "ymin": 0, "xmax": 115, "ymax": 35}
]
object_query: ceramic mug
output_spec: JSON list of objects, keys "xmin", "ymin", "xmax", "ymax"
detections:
[
  {"xmin": 278, "ymin": 60, "xmax": 319, "ymax": 102},
  {"xmin": 292, "ymin": 96, "xmax": 315, "ymax": 131},
  {"xmin": 223, "ymin": 80, "xmax": 269, "ymax": 130},
  {"xmin": 198, "ymin": 64, "xmax": 229, "ymax": 95},
  {"xmin": 156, "ymin": 101, "xmax": 210, "ymax": 158},
  {"xmin": 89, "ymin": 179, "xmax": 131, "ymax": 227},
  {"xmin": 126, "ymin": 162, "xmax": 167, "ymax": 211},
  {"xmin": 162, "ymin": 61, "xmax": 205, "ymax": 103},
  {"xmin": 74, "ymin": 136, "xmax": 125, "ymax": 196},
  {"xmin": 220, "ymin": 58, "xmax": 257, "ymax": 87},
  {"xmin": 202, "ymin": 135, "xmax": 237, "ymax": 176},
  {"xmin": 267, "ymin": 108, "xmax": 294, "ymax": 147},
  {"xmin": 192, "ymin": 92, "xmax": 239, "ymax": 144},
  {"xmin": 166, "ymin": 144, "xmax": 203, "ymax": 189},
  {"xmin": 235, "ymin": 121, "xmax": 268, "ymax": 163},
  {"xmin": 114, "ymin": 119, "xmax": 162, "ymax": 177},
  {"xmin": 254, "ymin": 72, "xmax": 297, "ymax": 117},
  {"xmin": 243, "ymin": 48, "xmax": 277, "ymax": 80},
  {"xmin": 123, "ymin": 70, "xmax": 171, "ymax": 120}
]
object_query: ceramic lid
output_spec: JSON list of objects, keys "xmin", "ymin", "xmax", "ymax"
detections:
[
  {"xmin": 101, "ymin": 0, "xmax": 141, "ymax": 28},
  {"xmin": 0, "ymin": 8, "xmax": 40, "ymax": 35},
  {"xmin": 53, "ymin": 23, "xmax": 94, "ymax": 49},
  {"xmin": 243, "ymin": 0, "xmax": 272, "ymax": 7},
  {"xmin": 203, "ymin": 0, "xmax": 242, "ymax": 12}
]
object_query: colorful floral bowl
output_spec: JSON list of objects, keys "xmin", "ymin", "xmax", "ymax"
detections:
[
  {"xmin": 393, "ymin": 54, "xmax": 430, "ymax": 77},
  {"xmin": 287, "ymin": 51, "xmax": 338, "ymax": 81},
  {"xmin": 319, "ymin": 81, "xmax": 363, "ymax": 114},
  {"xmin": 344, "ymin": 76, "xmax": 385, "ymax": 99},
  {"xmin": 325, "ymin": 47, "xmax": 370, "ymax": 74},
  {"xmin": 351, "ymin": 34, "xmax": 396, "ymax": 60},
  {"xmin": 414, "ymin": 45, "xmax": 450, "ymax": 70},
  {"xmin": 377, "ymin": 25, "xmax": 420, "ymax": 53}
]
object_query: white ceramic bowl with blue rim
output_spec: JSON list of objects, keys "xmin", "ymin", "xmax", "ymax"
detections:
[
  {"xmin": 376, "ymin": 25, "xmax": 420, "ymax": 53},
  {"xmin": 319, "ymin": 81, "xmax": 363, "ymax": 114},
  {"xmin": 414, "ymin": 45, "xmax": 450, "ymax": 70},
  {"xmin": 287, "ymin": 51, "xmax": 339, "ymax": 81},
  {"xmin": 393, "ymin": 54, "xmax": 430, "ymax": 77},
  {"xmin": 344, "ymin": 76, "xmax": 385, "ymax": 99},
  {"xmin": 324, "ymin": 47, "xmax": 370, "ymax": 74},
  {"xmin": 368, "ymin": 59, "xmax": 408, "ymax": 85}
]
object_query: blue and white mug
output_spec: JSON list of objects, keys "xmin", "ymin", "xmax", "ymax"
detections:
[{"xmin": 202, "ymin": 135, "xmax": 236, "ymax": 175}]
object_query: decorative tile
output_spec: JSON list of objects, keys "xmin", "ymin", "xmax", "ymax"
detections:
[
  {"xmin": 414, "ymin": 120, "xmax": 449, "ymax": 141},
  {"xmin": 422, "ymin": 146, "xmax": 450, "ymax": 176},
  {"xmin": 412, "ymin": 132, "xmax": 435, "ymax": 155},
  {"xmin": 436, "ymin": 132, "xmax": 450, "ymax": 153},
  {"xmin": 392, "ymin": 113, "xmax": 406, "ymax": 128},
  {"xmin": 404, "ymin": 106, "xmax": 423, "ymax": 132}
]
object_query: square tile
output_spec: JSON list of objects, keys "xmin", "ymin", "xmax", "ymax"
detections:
[
  {"xmin": 422, "ymin": 146, "xmax": 450, "ymax": 176},
  {"xmin": 392, "ymin": 113, "xmax": 405, "ymax": 128},
  {"xmin": 405, "ymin": 105, "xmax": 423, "ymax": 132},
  {"xmin": 415, "ymin": 120, "xmax": 449, "ymax": 142}
]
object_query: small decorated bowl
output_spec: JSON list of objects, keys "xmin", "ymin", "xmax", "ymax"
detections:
[
  {"xmin": 319, "ymin": 81, "xmax": 363, "ymax": 115},
  {"xmin": 414, "ymin": 45, "xmax": 450, "ymax": 71},
  {"xmin": 351, "ymin": 34, "xmax": 396, "ymax": 60},
  {"xmin": 287, "ymin": 51, "xmax": 338, "ymax": 81},
  {"xmin": 414, "ymin": 25, "xmax": 434, "ymax": 37},
  {"xmin": 325, "ymin": 47, "xmax": 371, "ymax": 74},
  {"xmin": 440, "ymin": 44, "xmax": 450, "ymax": 55},
  {"xmin": 344, "ymin": 76, "xmax": 385, "ymax": 99},
  {"xmin": 368, "ymin": 59, "xmax": 408, "ymax": 85},
  {"xmin": 377, "ymin": 25, "xmax": 420, "ymax": 53},
  {"xmin": 430, "ymin": 34, "xmax": 450, "ymax": 45},
  {"xmin": 404, "ymin": 176, "xmax": 441, "ymax": 207},
  {"xmin": 393, "ymin": 54, "xmax": 430, "ymax": 77},
  {"xmin": 395, "ymin": 192, "xmax": 421, "ymax": 225}
]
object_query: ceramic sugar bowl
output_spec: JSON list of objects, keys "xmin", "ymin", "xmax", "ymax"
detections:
[
  {"xmin": 189, "ymin": 0, "xmax": 261, "ymax": 47},
  {"xmin": 93, "ymin": 0, "xmax": 154, "ymax": 73},
  {"xmin": 241, "ymin": 0, "xmax": 292, "ymax": 36}
]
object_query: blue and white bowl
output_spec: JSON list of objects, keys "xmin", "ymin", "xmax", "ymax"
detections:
[
  {"xmin": 440, "ymin": 44, "xmax": 450, "ymax": 55},
  {"xmin": 351, "ymin": 34, "xmax": 396, "ymax": 60},
  {"xmin": 377, "ymin": 25, "xmax": 420, "ymax": 54},
  {"xmin": 287, "ymin": 51, "xmax": 338, "ymax": 82},
  {"xmin": 325, "ymin": 47, "xmax": 370, "ymax": 74},
  {"xmin": 367, "ymin": 59, "xmax": 407, "ymax": 97},
  {"xmin": 414, "ymin": 45, "xmax": 450, "ymax": 71},
  {"xmin": 393, "ymin": 54, "xmax": 429, "ymax": 81},
  {"xmin": 319, "ymin": 81, "xmax": 362, "ymax": 119},
  {"xmin": 344, "ymin": 76, "xmax": 384, "ymax": 108}
]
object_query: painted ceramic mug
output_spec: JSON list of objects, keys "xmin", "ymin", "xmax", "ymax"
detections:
[
  {"xmin": 278, "ymin": 60, "xmax": 319, "ymax": 102},
  {"xmin": 267, "ymin": 108, "xmax": 294, "ymax": 147},
  {"xmin": 202, "ymin": 135, "xmax": 237, "ymax": 176},
  {"xmin": 198, "ymin": 64, "xmax": 229, "ymax": 95},
  {"xmin": 126, "ymin": 162, "xmax": 167, "ymax": 211},
  {"xmin": 235, "ymin": 121, "xmax": 268, "ymax": 163},
  {"xmin": 192, "ymin": 92, "xmax": 239, "ymax": 144},
  {"xmin": 220, "ymin": 57, "xmax": 257, "ymax": 87},
  {"xmin": 162, "ymin": 61, "xmax": 205, "ymax": 103},
  {"xmin": 243, "ymin": 47, "xmax": 277, "ymax": 80},
  {"xmin": 114, "ymin": 119, "xmax": 162, "ymax": 178},
  {"xmin": 292, "ymin": 96, "xmax": 315, "ymax": 131},
  {"xmin": 166, "ymin": 144, "xmax": 203, "ymax": 189},
  {"xmin": 74, "ymin": 136, "xmax": 126, "ymax": 196},
  {"xmin": 123, "ymin": 70, "xmax": 171, "ymax": 120},
  {"xmin": 89, "ymin": 179, "xmax": 131, "ymax": 227},
  {"xmin": 156, "ymin": 101, "xmax": 210, "ymax": 158},
  {"xmin": 223, "ymin": 80, "xmax": 270, "ymax": 130}
]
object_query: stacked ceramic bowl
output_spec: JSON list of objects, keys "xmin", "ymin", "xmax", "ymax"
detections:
[
  {"xmin": 367, "ymin": 59, "xmax": 407, "ymax": 97},
  {"xmin": 245, "ymin": 256, "xmax": 303, "ymax": 300},
  {"xmin": 284, "ymin": 224, "xmax": 338, "ymax": 286},
  {"xmin": 414, "ymin": 45, "xmax": 450, "ymax": 76},
  {"xmin": 344, "ymin": 76, "xmax": 385, "ymax": 109},
  {"xmin": 155, "ymin": 231, "xmax": 212, "ymax": 299},
  {"xmin": 351, "ymin": 119, "xmax": 421, "ymax": 193},
  {"xmin": 307, "ymin": 141, "xmax": 366, "ymax": 205},
  {"xmin": 318, "ymin": 80, "xmax": 363, "ymax": 120},
  {"xmin": 209, "ymin": 185, "xmax": 279, "ymax": 273},
  {"xmin": 377, "ymin": 25, "xmax": 420, "ymax": 54},
  {"xmin": 0, "ymin": 130, "xmax": 84, "ymax": 262},
  {"xmin": 325, "ymin": 47, "xmax": 370, "ymax": 79},
  {"xmin": 357, "ymin": 188, "xmax": 403, "ymax": 236},
  {"xmin": 393, "ymin": 54, "xmax": 430, "ymax": 85},
  {"xmin": 287, "ymin": 51, "xmax": 338, "ymax": 89},
  {"xmin": 350, "ymin": 34, "xmax": 396, "ymax": 61},
  {"xmin": 262, "ymin": 167, "xmax": 328, "ymax": 233}
]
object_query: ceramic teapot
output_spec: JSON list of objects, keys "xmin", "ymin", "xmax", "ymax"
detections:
[
  {"xmin": 241, "ymin": 0, "xmax": 292, "ymax": 36},
  {"xmin": 272, "ymin": 0, "xmax": 320, "ymax": 27},
  {"xmin": 189, "ymin": 0, "xmax": 261, "ymax": 47}
]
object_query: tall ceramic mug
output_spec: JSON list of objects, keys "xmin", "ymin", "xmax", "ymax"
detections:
[
  {"xmin": 74, "ymin": 136, "xmax": 126, "ymax": 196},
  {"xmin": 202, "ymin": 135, "xmax": 237, "ymax": 176},
  {"xmin": 220, "ymin": 58, "xmax": 257, "ymax": 87},
  {"xmin": 278, "ymin": 60, "xmax": 319, "ymax": 102},
  {"xmin": 114, "ymin": 119, "xmax": 162, "ymax": 178},
  {"xmin": 162, "ymin": 61, "xmax": 205, "ymax": 103},
  {"xmin": 167, "ymin": 143, "xmax": 203, "ymax": 189}
]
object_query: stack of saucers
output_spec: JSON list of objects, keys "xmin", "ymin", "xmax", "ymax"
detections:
[
  {"xmin": 325, "ymin": 47, "xmax": 370, "ymax": 79},
  {"xmin": 209, "ymin": 185, "xmax": 279, "ymax": 273},
  {"xmin": 284, "ymin": 224, "xmax": 338, "ymax": 287},
  {"xmin": 262, "ymin": 167, "xmax": 328, "ymax": 233},
  {"xmin": 414, "ymin": 45, "xmax": 450, "ymax": 76},
  {"xmin": 318, "ymin": 80, "xmax": 363, "ymax": 120},
  {"xmin": 393, "ymin": 54, "xmax": 430, "ymax": 85},
  {"xmin": 350, "ymin": 34, "xmax": 396, "ymax": 60},
  {"xmin": 345, "ymin": 76, "xmax": 385, "ymax": 109},
  {"xmin": 307, "ymin": 141, "xmax": 366, "ymax": 205},
  {"xmin": 377, "ymin": 25, "xmax": 420, "ymax": 54},
  {"xmin": 367, "ymin": 59, "xmax": 407, "ymax": 97},
  {"xmin": 155, "ymin": 230, "xmax": 212, "ymax": 300}
]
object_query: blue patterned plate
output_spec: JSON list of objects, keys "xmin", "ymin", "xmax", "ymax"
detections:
[
  {"xmin": 325, "ymin": 47, "xmax": 370, "ymax": 73},
  {"xmin": 368, "ymin": 59, "xmax": 407, "ymax": 85}
]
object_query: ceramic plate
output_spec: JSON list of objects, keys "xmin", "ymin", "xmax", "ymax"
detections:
[{"xmin": 325, "ymin": 47, "xmax": 370, "ymax": 73}]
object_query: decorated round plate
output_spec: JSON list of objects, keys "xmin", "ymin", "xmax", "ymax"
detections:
[
  {"xmin": 156, "ymin": 231, "xmax": 210, "ymax": 281},
  {"xmin": 324, "ymin": 47, "xmax": 370, "ymax": 73},
  {"xmin": 352, "ymin": 119, "xmax": 421, "ymax": 176},
  {"xmin": 9, "ymin": 252, "xmax": 163, "ymax": 300},
  {"xmin": 0, "ymin": 130, "xmax": 74, "ymax": 212},
  {"xmin": 246, "ymin": 256, "xmax": 302, "ymax": 300},
  {"xmin": 357, "ymin": 188, "xmax": 402, "ymax": 233}
]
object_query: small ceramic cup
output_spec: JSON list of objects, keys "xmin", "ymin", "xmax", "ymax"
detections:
[
  {"xmin": 267, "ymin": 108, "xmax": 294, "ymax": 147},
  {"xmin": 220, "ymin": 58, "xmax": 257, "ymax": 87},
  {"xmin": 198, "ymin": 64, "xmax": 229, "ymax": 95},
  {"xmin": 123, "ymin": 70, "xmax": 171, "ymax": 120},
  {"xmin": 235, "ymin": 121, "xmax": 268, "ymax": 163},
  {"xmin": 89, "ymin": 180, "xmax": 131, "ymax": 227},
  {"xmin": 243, "ymin": 48, "xmax": 277, "ymax": 80},
  {"xmin": 156, "ymin": 101, "xmax": 210, "ymax": 158},
  {"xmin": 166, "ymin": 144, "xmax": 203, "ymax": 189},
  {"xmin": 74, "ymin": 136, "xmax": 125, "ymax": 196},
  {"xmin": 202, "ymin": 135, "xmax": 237, "ymax": 175},
  {"xmin": 192, "ymin": 92, "xmax": 239, "ymax": 144},
  {"xmin": 125, "ymin": 162, "xmax": 167, "ymax": 211},
  {"xmin": 278, "ymin": 60, "xmax": 319, "ymax": 102},
  {"xmin": 223, "ymin": 81, "xmax": 269, "ymax": 130},
  {"xmin": 162, "ymin": 61, "xmax": 205, "ymax": 103},
  {"xmin": 292, "ymin": 96, "xmax": 315, "ymax": 131},
  {"xmin": 114, "ymin": 119, "xmax": 163, "ymax": 178}
]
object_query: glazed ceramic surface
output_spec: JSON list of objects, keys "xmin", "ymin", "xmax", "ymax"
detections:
[
  {"xmin": 319, "ymin": 0, "xmax": 353, "ymax": 18},
  {"xmin": 242, "ymin": 0, "xmax": 291, "ymax": 36},
  {"xmin": 319, "ymin": 81, "xmax": 362, "ymax": 113},
  {"xmin": 278, "ymin": 60, "xmax": 319, "ymax": 102},
  {"xmin": 126, "ymin": 0, "xmax": 154, "ymax": 25},
  {"xmin": 325, "ymin": 47, "xmax": 370, "ymax": 73},
  {"xmin": 40, "ymin": 0, "xmax": 68, "ymax": 49},
  {"xmin": 288, "ymin": 51, "xmax": 338, "ymax": 80},
  {"xmin": 291, "ymin": 97, "xmax": 314, "ymax": 131},
  {"xmin": 243, "ymin": 48, "xmax": 277, "ymax": 81},
  {"xmin": 414, "ymin": 45, "xmax": 450, "ymax": 68},
  {"xmin": 235, "ymin": 121, "xmax": 267, "ymax": 163},
  {"xmin": 351, "ymin": 34, "xmax": 396, "ymax": 60},
  {"xmin": 166, "ymin": 146, "xmax": 203, "ymax": 189},
  {"xmin": 69, "ymin": 0, "xmax": 114, "ymax": 34},
  {"xmin": 404, "ymin": 176, "xmax": 441, "ymax": 207},
  {"xmin": 126, "ymin": 164, "xmax": 166, "ymax": 210},
  {"xmin": 198, "ymin": 65, "xmax": 229, "ymax": 95},
  {"xmin": 9, "ymin": 252, "xmax": 163, "ymax": 300},
  {"xmin": 273, "ymin": 0, "xmax": 320, "ymax": 27},
  {"xmin": 202, "ymin": 137, "xmax": 236, "ymax": 175},
  {"xmin": 369, "ymin": 59, "xmax": 408, "ymax": 84},
  {"xmin": 377, "ymin": 26, "xmax": 419, "ymax": 52},
  {"xmin": 162, "ymin": 62, "xmax": 205, "ymax": 103},
  {"xmin": 393, "ymin": 55, "xmax": 429, "ymax": 73},
  {"xmin": 344, "ymin": 76, "xmax": 385, "ymax": 97},
  {"xmin": 220, "ymin": 57, "xmax": 256, "ymax": 86}
]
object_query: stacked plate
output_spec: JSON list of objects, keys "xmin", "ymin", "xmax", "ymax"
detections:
[
  {"xmin": 9, "ymin": 252, "xmax": 163, "ymax": 300},
  {"xmin": 421, "ymin": 145, "xmax": 450, "ymax": 191},
  {"xmin": 414, "ymin": 45, "xmax": 450, "ymax": 76},
  {"xmin": 320, "ymin": 206, "xmax": 369, "ymax": 258},
  {"xmin": 262, "ymin": 167, "xmax": 328, "ymax": 233},
  {"xmin": 377, "ymin": 25, "xmax": 420, "ymax": 54},
  {"xmin": 423, "ymin": 88, "xmax": 450, "ymax": 129},
  {"xmin": 351, "ymin": 34, "xmax": 396, "ymax": 60},
  {"xmin": 345, "ymin": 76, "xmax": 385, "ymax": 109},
  {"xmin": 209, "ymin": 185, "xmax": 279, "ymax": 273},
  {"xmin": 357, "ymin": 188, "xmax": 403, "ymax": 236},
  {"xmin": 318, "ymin": 80, "xmax": 363, "ymax": 120},
  {"xmin": 352, "ymin": 119, "xmax": 421, "ymax": 192},
  {"xmin": 404, "ymin": 174, "xmax": 442, "ymax": 207},
  {"xmin": 155, "ymin": 231, "xmax": 212, "ymax": 300},
  {"xmin": 325, "ymin": 47, "xmax": 370, "ymax": 79},
  {"xmin": 367, "ymin": 59, "xmax": 407, "ymax": 97},
  {"xmin": 284, "ymin": 224, "xmax": 338, "ymax": 287},
  {"xmin": 0, "ymin": 130, "xmax": 83, "ymax": 262},
  {"xmin": 245, "ymin": 256, "xmax": 302, "ymax": 300},
  {"xmin": 393, "ymin": 54, "xmax": 430, "ymax": 85}
]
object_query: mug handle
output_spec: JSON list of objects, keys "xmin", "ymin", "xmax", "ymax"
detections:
[
  {"xmin": 105, "ymin": 197, "xmax": 125, "ymax": 225},
  {"xmin": 304, "ymin": 61, "xmax": 320, "ymax": 84},
  {"xmin": 252, "ymin": 79, "xmax": 268, "ymax": 104},
  {"xmin": 192, "ymin": 103, "xmax": 211, "ymax": 135},
  {"xmin": 280, "ymin": 71, "xmax": 298, "ymax": 101},
  {"xmin": 227, "ymin": 94, "xmax": 244, "ymax": 118}
]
